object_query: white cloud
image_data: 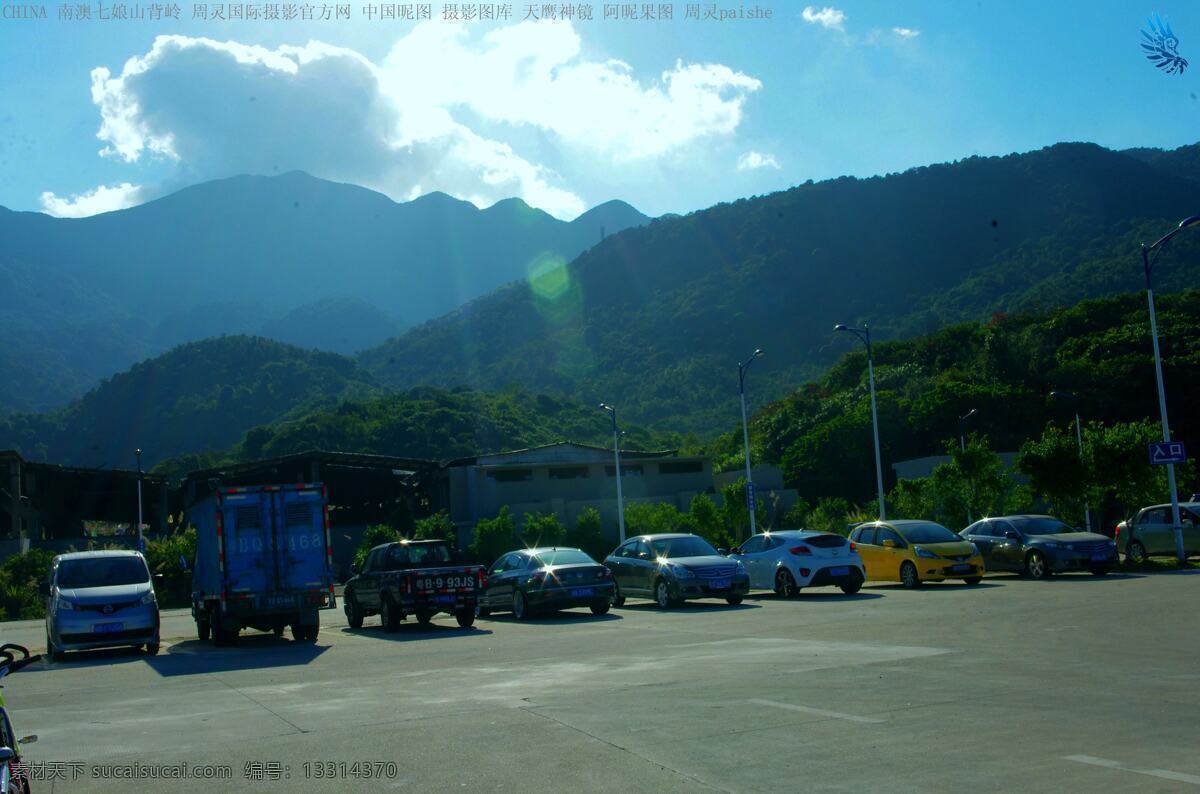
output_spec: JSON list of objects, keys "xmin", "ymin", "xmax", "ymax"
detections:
[
  {"xmin": 892, "ymin": 27, "xmax": 920, "ymax": 39},
  {"xmin": 68, "ymin": 26, "xmax": 762, "ymax": 219},
  {"xmin": 737, "ymin": 151, "xmax": 781, "ymax": 171},
  {"xmin": 39, "ymin": 182, "xmax": 144, "ymax": 218},
  {"xmin": 802, "ymin": 6, "xmax": 846, "ymax": 31}
]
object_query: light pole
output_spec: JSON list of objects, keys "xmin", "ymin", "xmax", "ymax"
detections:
[
  {"xmin": 135, "ymin": 448, "xmax": 144, "ymax": 554},
  {"xmin": 1142, "ymin": 214, "xmax": 1200, "ymax": 564},
  {"xmin": 958, "ymin": 409, "xmax": 978, "ymax": 524},
  {"xmin": 1050, "ymin": 390, "xmax": 1092, "ymax": 532},
  {"xmin": 834, "ymin": 324, "xmax": 885, "ymax": 520},
  {"xmin": 600, "ymin": 404, "xmax": 626, "ymax": 543},
  {"xmin": 738, "ymin": 349, "xmax": 764, "ymax": 535}
]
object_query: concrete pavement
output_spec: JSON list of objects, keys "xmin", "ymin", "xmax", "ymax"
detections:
[{"xmin": 2, "ymin": 570, "xmax": 1198, "ymax": 792}]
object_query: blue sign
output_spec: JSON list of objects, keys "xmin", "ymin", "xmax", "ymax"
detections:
[
  {"xmin": 746, "ymin": 481, "xmax": 757, "ymax": 511},
  {"xmin": 1148, "ymin": 441, "xmax": 1187, "ymax": 465}
]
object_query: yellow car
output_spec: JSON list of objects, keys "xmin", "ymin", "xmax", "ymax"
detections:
[{"xmin": 848, "ymin": 520, "xmax": 985, "ymax": 588}]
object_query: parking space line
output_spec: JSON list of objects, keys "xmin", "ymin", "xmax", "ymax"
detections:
[
  {"xmin": 1065, "ymin": 755, "xmax": 1200, "ymax": 785},
  {"xmin": 747, "ymin": 698, "xmax": 884, "ymax": 724}
]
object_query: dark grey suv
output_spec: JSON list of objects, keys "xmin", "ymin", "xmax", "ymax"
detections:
[
  {"xmin": 604, "ymin": 533, "xmax": 750, "ymax": 608},
  {"xmin": 959, "ymin": 515, "xmax": 1116, "ymax": 579}
]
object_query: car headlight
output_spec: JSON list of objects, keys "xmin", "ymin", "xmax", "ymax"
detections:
[
  {"xmin": 140, "ymin": 590, "xmax": 157, "ymax": 606},
  {"xmin": 668, "ymin": 564, "xmax": 695, "ymax": 579},
  {"xmin": 914, "ymin": 546, "xmax": 939, "ymax": 559},
  {"xmin": 55, "ymin": 596, "xmax": 75, "ymax": 612}
]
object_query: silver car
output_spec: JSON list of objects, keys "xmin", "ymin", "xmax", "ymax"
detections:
[{"xmin": 45, "ymin": 550, "xmax": 161, "ymax": 661}]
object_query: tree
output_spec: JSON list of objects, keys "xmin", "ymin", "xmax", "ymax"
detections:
[
  {"xmin": 565, "ymin": 507, "xmax": 610, "ymax": 561},
  {"xmin": 624, "ymin": 501, "xmax": 686, "ymax": 535},
  {"xmin": 1018, "ymin": 423, "xmax": 1090, "ymax": 526},
  {"xmin": 471, "ymin": 506, "xmax": 517, "ymax": 566},
  {"xmin": 413, "ymin": 510, "xmax": 456, "ymax": 542},
  {"xmin": 718, "ymin": 477, "xmax": 770, "ymax": 544},
  {"xmin": 521, "ymin": 511, "xmax": 568, "ymax": 548},
  {"xmin": 1086, "ymin": 420, "xmax": 1170, "ymax": 527},
  {"xmin": 806, "ymin": 497, "xmax": 853, "ymax": 536},
  {"xmin": 354, "ymin": 524, "xmax": 399, "ymax": 568},
  {"xmin": 687, "ymin": 493, "xmax": 733, "ymax": 550}
]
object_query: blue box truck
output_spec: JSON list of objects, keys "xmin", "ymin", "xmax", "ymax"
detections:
[{"xmin": 189, "ymin": 483, "xmax": 336, "ymax": 645}]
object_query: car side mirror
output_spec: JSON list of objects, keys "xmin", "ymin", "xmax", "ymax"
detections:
[
  {"xmin": 882, "ymin": 539, "xmax": 896, "ymax": 548},
  {"xmin": 153, "ymin": 573, "xmax": 164, "ymax": 584}
]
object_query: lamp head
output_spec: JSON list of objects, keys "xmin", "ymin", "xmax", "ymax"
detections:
[
  {"xmin": 1178, "ymin": 215, "xmax": 1200, "ymax": 229},
  {"xmin": 833, "ymin": 324, "xmax": 848, "ymax": 332},
  {"xmin": 961, "ymin": 408, "xmax": 978, "ymax": 421},
  {"xmin": 753, "ymin": 348, "xmax": 764, "ymax": 358}
]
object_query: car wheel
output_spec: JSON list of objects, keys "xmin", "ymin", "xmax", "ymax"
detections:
[
  {"xmin": 900, "ymin": 561, "xmax": 921, "ymax": 589},
  {"xmin": 380, "ymin": 596, "xmax": 400, "ymax": 633},
  {"xmin": 346, "ymin": 595, "xmax": 364, "ymax": 629},
  {"xmin": 725, "ymin": 596, "xmax": 744, "ymax": 606},
  {"xmin": 455, "ymin": 609, "xmax": 476, "ymax": 628},
  {"xmin": 612, "ymin": 581, "xmax": 626, "ymax": 607},
  {"xmin": 1126, "ymin": 541, "xmax": 1147, "ymax": 565},
  {"xmin": 512, "ymin": 590, "xmax": 528, "ymax": 621},
  {"xmin": 1090, "ymin": 567, "xmax": 1110, "ymax": 576},
  {"xmin": 655, "ymin": 579, "xmax": 674, "ymax": 609},
  {"xmin": 46, "ymin": 631, "xmax": 63, "ymax": 663},
  {"xmin": 1025, "ymin": 550, "xmax": 1051, "ymax": 580},
  {"xmin": 963, "ymin": 576, "xmax": 982, "ymax": 585},
  {"xmin": 476, "ymin": 604, "xmax": 491, "ymax": 618},
  {"xmin": 416, "ymin": 611, "xmax": 434, "ymax": 626},
  {"xmin": 144, "ymin": 641, "xmax": 160, "ymax": 656},
  {"xmin": 196, "ymin": 617, "xmax": 211, "ymax": 642},
  {"xmin": 590, "ymin": 600, "xmax": 611, "ymax": 616},
  {"xmin": 273, "ymin": 625, "xmax": 285, "ymax": 638},
  {"xmin": 775, "ymin": 568, "xmax": 798, "ymax": 598},
  {"xmin": 840, "ymin": 571, "xmax": 864, "ymax": 595}
]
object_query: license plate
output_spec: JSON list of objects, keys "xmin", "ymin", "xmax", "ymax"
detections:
[
  {"xmin": 950, "ymin": 564, "xmax": 971, "ymax": 573},
  {"xmin": 708, "ymin": 578, "xmax": 731, "ymax": 589},
  {"xmin": 1091, "ymin": 553, "xmax": 1109, "ymax": 562},
  {"xmin": 570, "ymin": 587, "xmax": 595, "ymax": 598},
  {"xmin": 434, "ymin": 595, "xmax": 457, "ymax": 604},
  {"xmin": 414, "ymin": 575, "xmax": 475, "ymax": 591},
  {"xmin": 828, "ymin": 566, "xmax": 850, "ymax": 577},
  {"xmin": 266, "ymin": 596, "xmax": 294, "ymax": 608},
  {"xmin": 94, "ymin": 622, "xmax": 124, "ymax": 633}
]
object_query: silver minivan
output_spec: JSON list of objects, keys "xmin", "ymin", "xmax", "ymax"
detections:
[{"xmin": 44, "ymin": 550, "xmax": 161, "ymax": 661}]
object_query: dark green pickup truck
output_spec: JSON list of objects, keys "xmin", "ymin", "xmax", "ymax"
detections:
[{"xmin": 342, "ymin": 539, "xmax": 484, "ymax": 631}]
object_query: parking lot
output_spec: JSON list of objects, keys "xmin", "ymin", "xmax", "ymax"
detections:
[{"xmin": 3, "ymin": 570, "xmax": 1199, "ymax": 792}]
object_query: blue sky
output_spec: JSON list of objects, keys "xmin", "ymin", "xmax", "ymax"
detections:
[{"xmin": 1, "ymin": 2, "xmax": 1198, "ymax": 219}]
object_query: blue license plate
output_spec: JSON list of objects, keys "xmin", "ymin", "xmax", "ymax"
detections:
[
  {"xmin": 708, "ymin": 578, "xmax": 731, "ymax": 589},
  {"xmin": 950, "ymin": 564, "xmax": 971, "ymax": 573},
  {"xmin": 828, "ymin": 566, "xmax": 850, "ymax": 577},
  {"xmin": 570, "ymin": 587, "xmax": 595, "ymax": 598},
  {"xmin": 94, "ymin": 622, "xmax": 124, "ymax": 633},
  {"xmin": 434, "ymin": 595, "xmax": 457, "ymax": 604},
  {"xmin": 1091, "ymin": 553, "xmax": 1109, "ymax": 562}
]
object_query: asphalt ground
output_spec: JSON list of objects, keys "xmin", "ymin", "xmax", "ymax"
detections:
[{"xmin": 1, "ymin": 569, "xmax": 1198, "ymax": 793}]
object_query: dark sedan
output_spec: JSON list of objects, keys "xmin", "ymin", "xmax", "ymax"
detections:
[
  {"xmin": 959, "ymin": 515, "xmax": 1117, "ymax": 579},
  {"xmin": 604, "ymin": 533, "xmax": 750, "ymax": 608},
  {"xmin": 478, "ymin": 547, "xmax": 615, "ymax": 620}
]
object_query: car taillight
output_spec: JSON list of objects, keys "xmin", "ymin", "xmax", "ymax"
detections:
[
  {"xmin": 849, "ymin": 542, "xmax": 857, "ymax": 552},
  {"xmin": 1114, "ymin": 526, "xmax": 1121, "ymax": 543},
  {"xmin": 597, "ymin": 567, "xmax": 613, "ymax": 579},
  {"xmin": 478, "ymin": 567, "xmax": 488, "ymax": 589},
  {"xmin": 790, "ymin": 545, "xmax": 813, "ymax": 556}
]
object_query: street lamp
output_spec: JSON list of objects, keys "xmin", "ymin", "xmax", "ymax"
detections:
[
  {"xmin": 1049, "ymin": 390, "xmax": 1092, "ymax": 532},
  {"xmin": 599, "ymin": 404, "xmax": 626, "ymax": 543},
  {"xmin": 135, "ymin": 448, "xmax": 144, "ymax": 554},
  {"xmin": 959, "ymin": 409, "xmax": 978, "ymax": 524},
  {"xmin": 1142, "ymin": 215, "xmax": 1200, "ymax": 563},
  {"xmin": 738, "ymin": 349, "xmax": 764, "ymax": 535},
  {"xmin": 834, "ymin": 324, "xmax": 885, "ymax": 520}
]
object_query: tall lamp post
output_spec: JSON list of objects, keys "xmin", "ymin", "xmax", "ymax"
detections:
[
  {"xmin": 834, "ymin": 324, "xmax": 885, "ymax": 520},
  {"xmin": 135, "ymin": 448, "xmax": 144, "ymax": 554},
  {"xmin": 1142, "ymin": 215, "xmax": 1200, "ymax": 564},
  {"xmin": 738, "ymin": 349, "xmax": 764, "ymax": 535},
  {"xmin": 958, "ymin": 409, "xmax": 978, "ymax": 524},
  {"xmin": 600, "ymin": 404, "xmax": 626, "ymax": 544},
  {"xmin": 1049, "ymin": 390, "xmax": 1092, "ymax": 532}
]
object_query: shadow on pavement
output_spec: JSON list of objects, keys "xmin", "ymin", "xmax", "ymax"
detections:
[
  {"xmin": 867, "ymin": 581, "xmax": 1005, "ymax": 591},
  {"xmin": 982, "ymin": 572, "xmax": 1144, "ymax": 583},
  {"xmin": 27, "ymin": 644, "xmax": 151, "ymax": 673},
  {"xmin": 340, "ymin": 622, "xmax": 493, "ymax": 643},
  {"xmin": 745, "ymin": 591, "xmax": 884, "ymax": 603},
  {"xmin": 614, "ymin": 600, "xmax": 761, "ymax": 613},
  {"xmin": 480, "ymin": 609, "xmax": 623, "ymax": 625},
  {"xmin": 144, "ymin": 633, "xmax": 328, "ymax": 677}
]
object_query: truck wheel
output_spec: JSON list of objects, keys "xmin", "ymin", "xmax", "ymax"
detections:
[
  {"xmin": 306, "ymin": 624, "xmax": 319, "ymax": 643},
  {"xmin": 455, "ymin": 609, "xmax": 476, "ymax": 628},
  {"xmin": 196, "ymin": 618, "xmax": 211, "ymax": 642},
  {"xmin": 346, "ymin": 594, "xmax": 364, "ymax": 629},
  {"xmin": 213, "ymin": 622, "xmax": 236, "ymax": 646},
  {"xmin": 273, "ymin": 625, "xmax": 285, "ymax": 638},
  {"xmin": 380, "ymin": 596, "xmax": 401, "ymax": 633},
  {"xmin": 416, "ymin": 611, "xmax": 434, "ymax": 626}
]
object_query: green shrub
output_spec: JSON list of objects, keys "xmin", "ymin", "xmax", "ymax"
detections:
[
  {"xmin": 354, "ymin": 524, "xmax": 400, "ymax": 569},
  {"xmin": 471, "ymin": 507, "xmax": 517, "ymax": 566},
  {"xmin": 565, "ymin": 507, "xmax": 610, "ymax": 561},
  {"xmin": 413, "ymin": 510, "xmax": 456, "ymax": 542},
  {"xmin": 144, "ymin": 528, "xmax": 197, "ymax": 608},
  {"xmin": 521, "ymin": 511, "xmax": 567, "ymax": 549}
]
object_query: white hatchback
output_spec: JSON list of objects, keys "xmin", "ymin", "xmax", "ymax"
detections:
[{"xmin": 730, "ymin": 530, "xmax": 865, "ymax": 596}]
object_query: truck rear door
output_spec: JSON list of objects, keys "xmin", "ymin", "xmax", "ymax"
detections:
[
  {"xmin": 272, "ymin": 486, "xmax": 331, "ymax": 592},
  {"xmin": 220, "ymin": 492, "xmax": 273, "ymax": 594}
]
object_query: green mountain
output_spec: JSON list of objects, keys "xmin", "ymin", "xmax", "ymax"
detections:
[
  {"xmin": 0, "ymin": 336, "xmax": 381, "ymax": 468},
  {"xmin": 709, "ymin": 290, "xmax": 1200, "ymax": 507},
  {"xmin": 360, "ymin": 142, "xmax": 1200, "ymax": 433},
  {"xmin": 0, "ymin": 173, "xmax": 648, "ymax": 412}
]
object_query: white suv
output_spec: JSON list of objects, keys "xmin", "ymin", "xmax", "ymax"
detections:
[{"xmin": 730, "ymin": 530, "xmax": 865, "ymax": 596}]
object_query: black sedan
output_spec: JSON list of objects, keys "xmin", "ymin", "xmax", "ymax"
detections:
[
  {"xmin": 959, "ymin": 515, "xmax": 1118, "ymax": 579},
  {"xmin": 604, "ymin": 533, "xmax": 750, "ymax": 608},
  {"xmin": 478, "ymin": 547, "xmax": 615, "ymax": 620}
]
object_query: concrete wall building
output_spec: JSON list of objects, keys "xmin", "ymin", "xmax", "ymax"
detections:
[
  {"xmin": 446, "ymin": 442, "xmax": 714, "ymax": 545},
  {"xmin": 712, "ymin": 464, "xmax": 801, "ymax": 527}
]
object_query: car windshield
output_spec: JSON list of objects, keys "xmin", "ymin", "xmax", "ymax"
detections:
[
  {"xmin": 534, "ymin": 550, "xmax": 594, "ymax": 566},
  {"xmin": 649, "ymin": 536, "xmax": 718, "ymax": 558},
  {"xmin": 57, "ymin": 557, "xmax": 149, "ymax": 588},
  {"xmin": 386, "ymin": 543, "xmax": 453, "ymax": 568},
  {"xmin": 899, "ymin": 524, "xmax": 960, "ymax": 544},
  {"xmin": 1009, "ymin": 517, "xmax": 1074, "ymax": 535}
]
